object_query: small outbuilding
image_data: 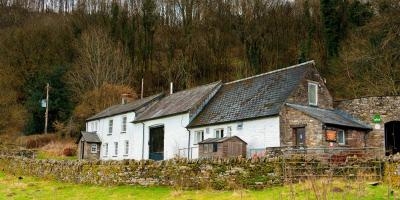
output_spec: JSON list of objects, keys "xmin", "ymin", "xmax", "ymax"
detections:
[
  {"xmin": 198, "ymin": 136, "xmax": 247, "ymax": 159},
  {"xmin": 77, "ymin": 131, "xmax": 101, "ymax": 160}
]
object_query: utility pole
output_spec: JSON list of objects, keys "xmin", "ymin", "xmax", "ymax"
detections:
[
  {"xmin": 141, "ymin": 78, "xmax": 144, "ymax": 99},
  {"xmin": 44, "ymin": 83, "xmax": 49, "ymax": 134}
]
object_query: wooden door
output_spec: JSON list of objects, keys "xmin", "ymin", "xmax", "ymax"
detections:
[{"xmin": 149, "ymin": 126, "xmax": 164, "ymax": 160}]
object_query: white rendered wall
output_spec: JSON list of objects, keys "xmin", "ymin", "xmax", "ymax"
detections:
[
  {"xmin": 188, "ymin": 116, "xmax": 280, "ymax": 159},
  {"xmin": 86, "ymin": 112, "xmax": 137, "ymax": 160},
  {"xmin": 133, "ymin": 113, "xmax": 190, "ymax": 160}
]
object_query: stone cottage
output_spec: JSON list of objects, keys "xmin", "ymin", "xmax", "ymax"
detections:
[{"xmin": 77, "ymin": 131, "xmax": 101, "ymax": 160}]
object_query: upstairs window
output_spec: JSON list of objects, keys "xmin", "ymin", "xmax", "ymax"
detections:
[
  {"xmin": 194, "ymin": 130, "xmax": 204, "ymax": 144},
  {"xmin": 215, "ymin": 128, "xmax": 224, "ymax": 139},
  {"xmin": 122, "ymin": 116, "xmax": 127, "ymax": 133},
  {"xmin": 337, "ymin": 130, "xmax": 346, "ymax": 145},
  {"xmin": 308, "ymin": 82, "xmax": 318, "ymax": 106},
  {"xmin": 108, "ymin": 119, "xmax": 113, "ymax": 134}
]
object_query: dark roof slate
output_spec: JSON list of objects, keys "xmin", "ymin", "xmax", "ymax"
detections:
[
  {"xmin": 87, "ymin": 93, "xmax": 164, "ymax": 121},
  {"xmin": 188, "ymin": 61, "xmax": 314, "ymax": 127},
  {"xmin": 78, "ymin": 131, "xmax": 101, "ymax": 143},
  {"xmin": 286, "ymin": 103, "xmax": 372, "ymax": 130},
  {"xmin": 134, "ymin": 81, "xmax": 222, "ymax": 122},
  {"xmin": 198, "ymin": 136, "xmax": 247, "ymax": 144}
]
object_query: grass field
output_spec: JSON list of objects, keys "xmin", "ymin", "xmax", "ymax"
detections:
[{"xmin": 0, "ymin": 171, "xmax": 397, "ymax": 200}]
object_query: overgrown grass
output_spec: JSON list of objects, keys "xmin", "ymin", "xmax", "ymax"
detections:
[
  {"xmin": 35, "ymin": 150, "xmax": 77, "ymax": 160},
  {"xmin": 0, "ymin": 171, "xmax": 398, "ymax": 199}
]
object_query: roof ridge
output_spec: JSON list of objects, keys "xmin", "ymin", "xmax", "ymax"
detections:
[
  {"xmin": 225, "ymin": 60, "xmax": 315, "ymax": 85},
  {"xmin": 168, "ymin": 80, "xmax": 222, "ymax": 96}
]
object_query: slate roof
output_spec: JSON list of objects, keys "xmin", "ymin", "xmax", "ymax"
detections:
[
  {"xmin": 286, "ymin": 103, "xmax": 372, "ymax": 130},
  {"xmin": 198, "ymin": 136, "xmax": 247, "ymax": 144},
  {"xmin": 188, "ymin": 61, "xmax": 314, "ymax": 127},
  {"xmin": 77, "ymin": 131, "xmax": 101, "ymax": 143},
  {"xmin": 87, "ymin": 93, "xmax": 164, "ymax": 121},
  {"xmin": 133, "ymin": 81, "xmax": 222, "ymax": 122}
]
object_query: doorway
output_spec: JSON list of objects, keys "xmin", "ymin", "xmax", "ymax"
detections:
[
  {"xmin": 294, "ymin": 127, "xmax": 306, "ymax": 148},
  {"xmin": 149, "ymin": 126, "xmax": 164, "ymax": 160},
  {"xmin": 385, "ymin": 121, "xmax": 400, "ymax": 155}
]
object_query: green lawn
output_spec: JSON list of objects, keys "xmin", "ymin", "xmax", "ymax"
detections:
[{"xmin": 0, "ymin": 171, "xmax": 397, "ymax": 200}]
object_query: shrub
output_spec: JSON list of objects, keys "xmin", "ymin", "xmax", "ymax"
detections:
[
  {"xmin": 63, "ymin": 147, "xmax": 76, "ymax": 156},
  {"xmin": 18, "ymin": 134, "xmax": 58, "ymax": 149}
]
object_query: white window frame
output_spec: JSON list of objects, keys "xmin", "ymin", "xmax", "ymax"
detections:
[
  {"xmin": 194, "ymin": 130, "xmax": 204, "ymax": 144},
  {"xmin": 308, "ymin": 82, "xmax": 318, "ymax": 106},
  {"xmin": 124, "ymin": 140, "xmax": 129, "ymax": 155},
  {"xmin": 337, "ymin": 130, "xmax": 346, "ymax": 145},
  {"xmin": 91, "ymin": 144, "xmax": 97, "ymax": 153},
  {"xmin": 114, "ymin": 142, "xmax": 118, "ymax": 156},
  {"xmin": 227, "ymin": 126, "xmax": 232, "ymax": 137},
  {"xmin": 108, "ymin": 119, "xmax": 113, "ymax": 135},
  {"xmin": 121, "ymin": 116, "xmax": 127, "ymax": 133},
  {"xmin": 104, "ymin": 143, "xmax": 108, "ymax": 157},
  {"xmin": 214, "ymin": 128, "xmax": 224, "ymax": 139}
]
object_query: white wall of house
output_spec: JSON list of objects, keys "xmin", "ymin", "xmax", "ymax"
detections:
[
  {"xmin": 86, "ymin": 112, "xmax": 136, "ymax": 160},
  {"xmin": 133, "ymin": 113, "xmax": 190, "ymax": 160},
  {"xmin": 188, "ymin": 116, "xmax": 280, "ymax": 159}
]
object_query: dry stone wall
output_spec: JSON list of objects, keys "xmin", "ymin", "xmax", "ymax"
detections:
[{"xmin": 0, "ymin": 156, "xmax": 282, "ymax": 190}]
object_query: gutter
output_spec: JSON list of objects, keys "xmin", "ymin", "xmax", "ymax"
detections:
[
  {"xmin": 186, "ymin": 128, "xmax": 191, "ymax": 159},
  {"xmin": 141, "ymin": 122, "xmax": 145, "ymax": 160}
]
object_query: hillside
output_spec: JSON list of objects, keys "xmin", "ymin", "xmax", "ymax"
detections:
[{"xmin": 0, "ymin": 0, "xmax": 398, "ymax": 136}]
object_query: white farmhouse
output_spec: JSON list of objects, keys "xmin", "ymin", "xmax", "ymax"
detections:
[
  {"xmin": 84, "ymin": 94, "xmax": 163, "ymax": 160},
  {"xmin": 80, "ymin": 60, "xmax": 371, "ymax": 160}
]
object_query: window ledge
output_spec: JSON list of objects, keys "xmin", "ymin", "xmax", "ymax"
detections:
[
  {"xmin": 123, "ymin": 155, "xmax": 128, "ymax": 157},
  {"xmin": 121, "ymin": 131, "xmax": 126, "ymax": 134},
  {"xmin": 107, "ymin": 134, "xmax": 112, "ymax": 136},
  {"xmin": 112, "ymin": 156, "xmax": 117, "ymax": 157}
]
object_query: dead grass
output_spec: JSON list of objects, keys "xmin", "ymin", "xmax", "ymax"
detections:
[{"xmin": 40, "ymin": 139, "xmax": 76, "ymax": 157}]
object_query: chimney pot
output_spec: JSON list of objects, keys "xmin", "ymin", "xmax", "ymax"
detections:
[
  {"xmin": 121, "ymin": 93, "xmax": 134, "ymax": 104},
  {"xmin": 170, "ymin": 82, "xmax": 173, "ymax": 95}
]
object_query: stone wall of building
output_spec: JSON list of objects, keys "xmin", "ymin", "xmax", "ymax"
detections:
[
  {"xmin": 336, "ymin": 96, "xmax": 400, "ymax": 148},
  {"xmin": 280, "ymin": 106, "xmax": 367, "ymax": 148},
  {"xmin": 78, "ymin": 140, "xmax": 100, "ymax": 160},
  {"xmin": 280, "ymin": 106, "xmax": 325, "ymax": 147},
  {"xmin": 286, "ymin": 67, "xmax": 333, "ymax": 109}
]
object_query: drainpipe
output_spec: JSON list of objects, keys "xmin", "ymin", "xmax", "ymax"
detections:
[
  {"xmin": 141, "ymin": 122, "xmax": 145, "ymax": 160},
  {"xmin": 186, "ymin": 128, "xmax": 191, "ymax": 159}
]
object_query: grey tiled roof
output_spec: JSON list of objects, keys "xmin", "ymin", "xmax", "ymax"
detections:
[
  {"xmin": 286, "ymin": 103, "xmax": 372, "ymax": 130},
  {"xmin": 79, "ymin": 131, "xmax": 101, "ymax": 143},
  {"xmin": 188, "ymin": 61, "xmax": 314, "ymax": 127},
  {"xmin": 198, "ymin": 136, "xmax": 247, "ymax": 144},
  {"xmin": 134, "ymin": 81, "xmax": 222, "ymax": 122},
  {"xmin": 87, "ymin": 93, "xmax": 164, "ymax": 121}
]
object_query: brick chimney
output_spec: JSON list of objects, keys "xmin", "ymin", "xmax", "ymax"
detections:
[{"xmin": 121, "ymin": 93, "xmax": 134, "ymax": 104}]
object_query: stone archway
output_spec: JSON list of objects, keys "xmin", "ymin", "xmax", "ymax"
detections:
[{"xmin": 385, "ymin": 121, "xmax": 400, "ymax": 155}]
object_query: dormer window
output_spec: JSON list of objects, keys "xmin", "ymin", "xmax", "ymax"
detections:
[{"xmin": 308, "ymin": 82, "xmax": 318, "ymax": 106}]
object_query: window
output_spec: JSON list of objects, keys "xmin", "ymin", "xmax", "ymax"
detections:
[
  {"xmin": 108, "ymin": 119, "xmax": 113, "ymax": 134},
  {"xmin": 215, "ymin": 129, "xmax": 224, "ymax": 138},
  {"xmin": 122, "ymin": 116, "xmax": 127, "ymax": 133},
  {"xmin": 237, "ymin": 122, "xmax": 243, "ymax": 130},
  {"xmin": 308, "ymin": 82, "xmax": 318, "ymax": 106},
  {"xmin": 212, "ymin": 143, "xmax": 218, "ymax": 152},
  {"xmin": 124, "ymin": 140, "xmax": 129, "ymax": 155},
  {"xmin": 104, "ymin": 143, "xmax": 108, "ymax": 156},
  {"xmin": 227, "ymin": 126, "xmax": 232, "ymax": 137},
  {"xmin": 337, "ymin": 130, "xmax": 346, "ymax": 145},
  {"xmin": 91, "ymin": 144, "xmax": 97, "ymax": 153},
  {"xmin": 194, "ymin": 130, "xmax": 204, "ymax": 144},
  {"xmin": 94, "ymin": 121, "xmax": 98, "ymax": 132},
  {"xmin": 114, "ymin": 142, "xmax": 118, "ymax": 156}
]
